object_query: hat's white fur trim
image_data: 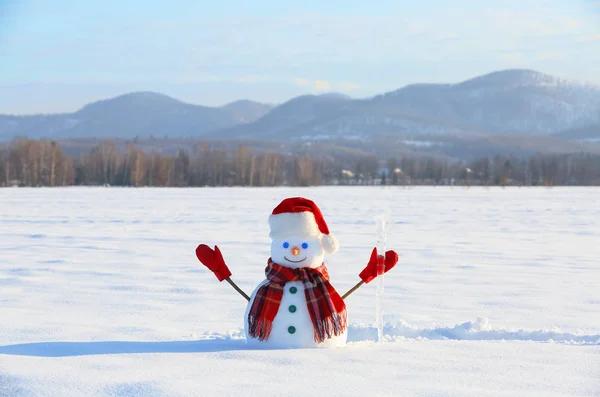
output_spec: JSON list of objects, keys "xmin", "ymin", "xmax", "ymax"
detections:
[
  {"xmin": 269, "ymin": 212, "xmax": 320, "ymax": 238},
  {"xmin": 268, "ymin": 212, "xmax": 338, "ymax": 255}
]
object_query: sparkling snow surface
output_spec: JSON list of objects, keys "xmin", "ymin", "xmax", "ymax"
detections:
[{"xmin": 1, "ymin": 187, "xmax": 599, "ymax": 397}]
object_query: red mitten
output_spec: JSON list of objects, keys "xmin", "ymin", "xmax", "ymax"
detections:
[
  {"xmin": 359, "ymin": 247, "xmax": 399, "ymax": 284},
  {"xmin": 195, "ymin": 244, "xmax": 232, "ymax": 282}
]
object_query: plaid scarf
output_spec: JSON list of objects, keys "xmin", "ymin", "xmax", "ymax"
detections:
[{"xmin": 247, "ymin": 258, "xmax": 347, "ymax": 343}]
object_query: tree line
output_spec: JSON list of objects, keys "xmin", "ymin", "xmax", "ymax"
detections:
[{"xmin": 1, "ymin": 138, "xmax": 600, "ymax": 187}]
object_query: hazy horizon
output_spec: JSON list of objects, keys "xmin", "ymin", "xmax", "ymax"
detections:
[{"xmin": 1, "ymin": 0, "xmax": 599, "ymax": 115}]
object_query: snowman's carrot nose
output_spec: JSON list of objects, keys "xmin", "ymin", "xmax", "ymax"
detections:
[{"xmin": 291, "ymin": 246, "xmax": 301, "ymax": 256}]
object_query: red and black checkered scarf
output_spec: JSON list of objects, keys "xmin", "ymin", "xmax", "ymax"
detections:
[{"xmin": 247, "ymin": 258, "xmax": 347, "ymax": 343}]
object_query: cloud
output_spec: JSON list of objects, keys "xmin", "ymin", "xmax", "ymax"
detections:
[
  {"xmin": 294, "ymin": 78, "xmax": 331, "ymax": 91},
  {"xmin": 563, "ymin": 17, "xmax": 581, "ymax": 27},
  {"xmin": 235, "ymin": 75, "xmax": 269, "ymax": 83},
  {"xmin": 501, "ymin": 52, "xmax": 523, "ymax": 62},
  {"xmin": 432, "ymin": 31, "xmax": 459, "ymax": 41},
  {"xmin": 313, "ymin": 80, "xmax": 331, "ymax": 91},
  {"xmin": 534, "ymin": 51, "xmax": 566, "ymax": 61},
  {"xmin": 479, "ymin": 8, "xmax": 588, "ymax": 38},
  {"xmin": 294, "ymin": 78, "xmax": 359, "ymax": 91},
  {"xmin": 579, "ymin": 34, "xmax": 600, "ymax": 41},
  {"xmin": 337, "ymin": 82, "xmax": 361, "ymax": 90},
  {"xmin": 4, "ymin": 1, "xmax": 600, "ymax": 96}
]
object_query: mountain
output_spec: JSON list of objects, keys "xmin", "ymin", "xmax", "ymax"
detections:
[
  {"xmin": 371, "ymin": 69, "xmax": 600, "ymax": 135},
  {"xmin": 0, "ymin": 92, "xmax": 272, "ymax": 140},
  {"xmin": 220, "ymin": 100, "xmax": 274, "ymax": 123},
  {"xmin": 215, "ymin": 93, "xmax": 354, "ymax": 139},
  {"xmin": 1, "ymin": 69, "xmax": 600, "ymax": 161},
  {"xmin": 212, "ymin": 69, "xmax": 600, "ymax": 141},
  {"xmin": 552, "ymin": 124, "xmax": 600, "ymax": 143}
]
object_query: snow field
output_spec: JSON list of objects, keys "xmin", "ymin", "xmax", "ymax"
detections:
[{"xmin": 1, "ymin": 186, "xmax": 599, "ymax": 396}]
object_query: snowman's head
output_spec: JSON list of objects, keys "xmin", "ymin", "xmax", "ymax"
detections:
[
  {"xmin": 268, "ymin": 197, "xmax": 339, "ymax": 268},
  {"xmin": 270, "ymin": 237, "xmax": 325, "ymax": 268}
]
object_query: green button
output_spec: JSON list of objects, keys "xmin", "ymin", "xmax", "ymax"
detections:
[
  {"xmin": 289, "ymin": 286, "xmax": 297, "ymax": 294},
  {"xmin": 288, "ymin": 326, "xmax": 296, "ymax": 334},
  {"xmin": 289, "ymin": 305, "xmax": 297, "ymax": 313}
]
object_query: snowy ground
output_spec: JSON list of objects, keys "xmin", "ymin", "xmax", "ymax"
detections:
[{"xmin": 1, "ymin": 186, "xmax": 599, "ymax": 397}]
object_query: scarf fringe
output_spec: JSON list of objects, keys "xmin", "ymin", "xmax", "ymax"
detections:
[
  {"xmin": 247, "ymin": 316, "xmax": 273, "ymax": 341},
  {"xmin": 313, "ymin": 308, "xmax": 347, "ymax": 343}
]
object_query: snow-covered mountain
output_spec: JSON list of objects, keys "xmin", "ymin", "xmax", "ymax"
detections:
[
  {"xmin": 0, "ymin": 92, "xmax": 273, "ymax": 140},
  {"xmin": 371, "ymin": 69, "xmax": 600, "ymax": 135},
  {"xmin": 217, "ymin": 69, "xmax": 600, "ymax": 140},
  {"xmin": 1, "ymin": 69, "xmax": 598, "ymax": 141},
  {"xmin": 219, "ymin": 99, "xmax": 274, "ymax": 124},
  {"xmin": 553, "ymin": 123, "xmax": 600, "ymax": 143},
  {"xmin": 215, "ymin": 93, "xmax": 354, "ymax": 139}
]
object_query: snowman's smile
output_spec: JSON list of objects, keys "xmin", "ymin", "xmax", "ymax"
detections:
[{"xmin": 284, "ymin": 256, "xmax": 307, "ymax": 263}]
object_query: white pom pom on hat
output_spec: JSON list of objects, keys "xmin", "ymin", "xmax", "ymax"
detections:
[
  {"xmin": 268, "ymin": 197, "xmax": 339, "ymax": 254},
  {"xmin": 320, "ymin": 233, "xmax": 339, "ymax": 254}
]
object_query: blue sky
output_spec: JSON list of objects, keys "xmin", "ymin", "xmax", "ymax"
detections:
[{"xmin": 1, "ymin": 0, "xmax": 599, "ymax": 114}]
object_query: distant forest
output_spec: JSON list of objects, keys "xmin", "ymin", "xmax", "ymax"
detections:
[{"xmin": 2, "ymin": 138, "xmax": 600, "ymax": 187}]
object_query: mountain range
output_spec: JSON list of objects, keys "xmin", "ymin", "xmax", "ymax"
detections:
[
  {"xmin": 1, "ymin": 69, "xmax": 599, "ymax": 159},
  {"xmin": 0, "ymin": 92, "xmax": 273, "ymax": 140}
]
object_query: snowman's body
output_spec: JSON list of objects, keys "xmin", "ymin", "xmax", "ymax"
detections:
[
  {"xmin": 243, "ymin": 235, "xmax": 348, "ymax": 348},
  {"xmin": 244, "ymin": 279, "xmax": 347, "ymax": 348}
]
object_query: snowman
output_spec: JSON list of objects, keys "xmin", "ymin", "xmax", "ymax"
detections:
[{"xmin": 196, "ymin": 197, "xmax": 398, "ymax": 349}]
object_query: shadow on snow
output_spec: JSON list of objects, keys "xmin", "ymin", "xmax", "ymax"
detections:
[
  {"xmin": 0, "ymin": 338, "xmax": 247, "ymax": 357},
  {"xmin": 2, "ymin": 318, "xmax": 599, "ymax": 358}
]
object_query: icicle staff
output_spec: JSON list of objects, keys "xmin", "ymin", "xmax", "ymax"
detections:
[{"xmin": 375, "ymin": 210, "xmax": 391, "ymax": 342}]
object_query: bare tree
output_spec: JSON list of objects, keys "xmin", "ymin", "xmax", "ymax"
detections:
[{"xmin": 4, "ymin": 139, "xmax": 600, "ymax": 188}]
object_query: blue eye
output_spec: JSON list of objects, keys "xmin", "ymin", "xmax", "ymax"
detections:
[
  {"xmin": 283, "ymin": 242, "xmax": 289, "ymax": 248},
  {"xmin": 302, "ymin": 242, "xmax": 308, "ymax": 249}
]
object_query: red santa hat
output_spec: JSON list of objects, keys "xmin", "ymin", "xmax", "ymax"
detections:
[{"xmin": 268, "ymin": 197, "xmax": 339, "ymax": 254}]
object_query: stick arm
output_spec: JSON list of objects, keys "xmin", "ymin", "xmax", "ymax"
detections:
[
  {"xmin": 341, "ymin": 280, "xmax": 365, "ymax": 300},
  {"xmin": 225, "ymin": 277, "xmax": 251, "ymax": 302}
]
